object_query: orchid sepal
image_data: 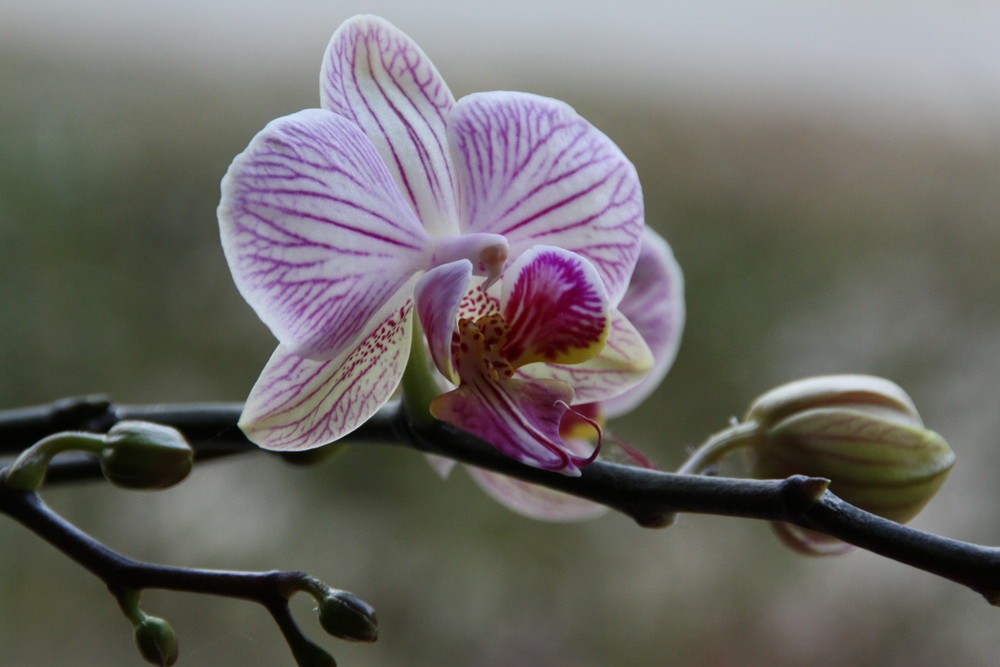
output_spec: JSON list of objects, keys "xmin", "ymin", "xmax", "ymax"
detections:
[
  {"xmin": 465, "ymin": 451, "xmax": 611, "ymax": 521},
  {"xmin": 601, "ymin": 226, "xmax": 684, "ymax": 417}
]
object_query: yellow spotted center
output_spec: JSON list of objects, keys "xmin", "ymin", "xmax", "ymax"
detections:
[{"xmin": 453, "ymin": 313, "xmax": 517, "ymax": 381}]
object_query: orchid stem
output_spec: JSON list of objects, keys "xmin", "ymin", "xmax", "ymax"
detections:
[
  {"xmin": 4, "ymin": 431, "xmax": 106, "ymax": 491},
  {"xmin": 675, "ymin": 421, "xmax": 761, "ymax": 475},
  {"xmin": 399, "ymin": 317, "xmax": 441, "ymax": 430}
]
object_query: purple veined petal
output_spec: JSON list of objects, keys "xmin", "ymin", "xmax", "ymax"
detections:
[
  {"xmin": 603, "ymin": 227, "xmax": 685, "ymax": 418},
  {"xmin": 464, "ymin": 441, "xmax": 609, "ymax": 521},
  {"xmin": 521, "ymin": 307, "xmax": 654, "ymax": 404},
  {"xmin": 414, "ymin": 260, "xmax": 473, "ymax": 383},
  {"xmin": 449, "ymin": 91, "xmax": 644, "ymax": 303},
  {"xmin": 430, "ymin": 376, "xmax": 589, "ymax": 476},
  {"xmin": 500, "ymin": 246, "xmax": 611, "ymax": 368},
  {"xmin": 239, "ymin": 290, "xmax": 416, "ymax": 450},
  {"xmin": 321, "ymin": 15, "xmax": 459, "ymax": 237},
  {"xmin": 219, "ymin": 109, "xmax": 431, "ymax": 359}
]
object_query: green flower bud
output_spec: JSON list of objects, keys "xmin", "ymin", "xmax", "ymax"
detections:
[
  {"xmin": 133, "ymin": 615, "xmax": 179, "ymax": 666},
  {"xmin": 100, "ymin": 421, "xmax": 194, "ymax": 490},
  {"xmin": 746, "ymin": 375, "xmax": 955, "ymax": 555},
  {"xmin": 317, "ymin": 590, "xmax": 378, "ymax": 643}
]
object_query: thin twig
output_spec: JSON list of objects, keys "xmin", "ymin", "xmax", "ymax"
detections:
[{"xmin": 0, "ymin": 476, "xmax": 344, "ymax": 665}]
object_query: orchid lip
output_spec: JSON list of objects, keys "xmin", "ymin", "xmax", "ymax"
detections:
[{"xmin": 425, "ymin": 246, "xmax": 614, "ymax": 475}]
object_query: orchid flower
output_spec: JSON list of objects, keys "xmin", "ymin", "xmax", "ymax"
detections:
[
  {"xmin": 218, "ymin": 15, "xmax": 645, "ymax": 453},
  {"xmin": 456, "ymin": 228, "xmax": 684, "ymax": 517}
]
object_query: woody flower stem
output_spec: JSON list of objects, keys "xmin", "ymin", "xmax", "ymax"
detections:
[
  {"xmin": 3, "ymin": 397, "xmax": 1000, "ymax": 606},
  {"xmin": 0, "ymin": 479, "xmax": 339, "ymax": 666}
]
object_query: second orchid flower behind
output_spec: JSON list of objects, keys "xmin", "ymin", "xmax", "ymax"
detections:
[{"xmin": 218, "ymin": 15, "xmax": 671, "ymax": 474}]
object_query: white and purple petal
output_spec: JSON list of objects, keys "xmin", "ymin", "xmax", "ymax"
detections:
[
  {"xmin": 321, "ymin": 15, "xmax": 459, "ymax": 237},
  {"xmin": 219, "ymin": 109, "xmax": 430, "ymax": 359},
  {"xmin": 500, "ymin": 245, "xmax": 610, "ymax": 367},
  {"xmin": 240, "ymin": 293, "xmax": 415, "ymax": 451},
  {"xmin": 602, "ymin": 227, "xmax": 685, "ymax": 418},
  {"xmin": 449, "ymin": 92, "xmax": 644, "ymax": 303},
  {"xmin": 414, "ymin": 260, "xmax": 473, "ymax": 384},
  {"xmin": 430, "ymin": 376, "xmax": 591, "ymax": 476}
]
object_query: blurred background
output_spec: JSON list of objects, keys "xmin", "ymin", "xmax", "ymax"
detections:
[{"xmin": 2, "ymin": 1, "xmax": 999, "ymax": 665}]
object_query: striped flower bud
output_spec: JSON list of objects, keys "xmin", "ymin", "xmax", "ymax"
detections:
[{"xmin": 746, "ymin": 375, "xmax": 955, "ymax": 555}]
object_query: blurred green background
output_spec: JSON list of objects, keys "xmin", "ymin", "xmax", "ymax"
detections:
[{"xmin": 2, "ymin": 1, "xmax": 999, "ymax": 665}]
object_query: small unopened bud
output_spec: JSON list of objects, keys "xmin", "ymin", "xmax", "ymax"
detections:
[
  {"xmin": 101, "ymin": 421, "xmax": 194, "ymax": 490},
  {"xmin": 317, "ymin": 590, "xmax": 378, "ymax": 643},
  {"xmin": 133, "ymin": 615, "xmax": 179, "ymax": 666},
  {"xmin": 747, "ymin": 375, "xmax": 955, "ymax": 554}
]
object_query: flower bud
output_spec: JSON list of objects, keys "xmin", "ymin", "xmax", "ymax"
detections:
[
  {"xmin": 317, "ymin": 590, "xmax": 378, "ymax": 643},
  {"xmin": 746, "ymin": 375, "xmax": 955, "ymax": 555},
  {"xmin": 100, "ymin": 421, "xmax": 194, "ymax": 490},
  {"xmin": 133, "ymin": 615, "xmax": 179, "ymax": 666}
]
